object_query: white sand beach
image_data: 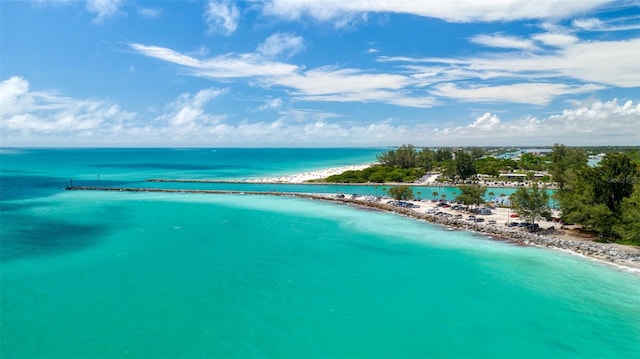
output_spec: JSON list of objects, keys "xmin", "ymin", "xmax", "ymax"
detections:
[{"xmin": 248, "ymin": 164, "xmax": 373, "ymax": 183}]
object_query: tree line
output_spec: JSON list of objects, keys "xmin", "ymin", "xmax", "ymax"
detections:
[
  {"xmin": 551, "ymin": 144, "xmax": 639, "ymax": 244},
  {"xmin": 329, "ymin": 143, "xmax": 640, "ymax": 245}
]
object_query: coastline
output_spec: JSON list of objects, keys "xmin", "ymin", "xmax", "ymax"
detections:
[
  {"xmin": 65, "ymin": 185, "xmax": 640, "ymax": 273},
  {"xmin": 147, "ymin": 163, "xmax": 557, "ymax": 189}
]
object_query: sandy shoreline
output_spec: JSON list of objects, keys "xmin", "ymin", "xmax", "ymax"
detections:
[{"xmin": 246, "ymin": 164, "xmax": 373, "ymax": 183}]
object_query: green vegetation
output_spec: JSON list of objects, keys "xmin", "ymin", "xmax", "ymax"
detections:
[
  {"xmin": 549, "ymin": 144, "xmax": 587, "ymax": 189},
  {"xmin": 456, "ymin": 185, "xmax": 487, "ymax": 208},
  {"xmin": 510, "ymin": 184, "xmax": 551, "ymax": 226},
  {"xmin": 554, "ymin": 147, "xmax": 640, "ymax": 244},
  {"xmin": 324, "ymin": 145, "xmax": 487, "ymax": 183},
  {"xmin": 387, "ymin": 185, "xmax": 414, "ymax": 200},
  {"xmin": 324, "ymin": 165, "xmax": 425, "ymax": 183},
  {"xmin": 321, "ymin": 142, "xmax": 640, "ymax": 245}
]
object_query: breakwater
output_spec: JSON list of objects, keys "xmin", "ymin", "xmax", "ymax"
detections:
[{"xmin": 65, "ymin": 186, "xmax": 640, "ymax": 270}]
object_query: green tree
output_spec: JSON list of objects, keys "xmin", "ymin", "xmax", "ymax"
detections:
[
  {"xmin": 416, "ymin": 149, "xmax": 434, "ymax": 171},
  {"xmin": 558, "ymin": 152, "xmax": 639, "ymax": 239},
  {"xmin": 377, "ymin": 144, "xmax": 418, "ymax": 168},
  {"xmin": 470, "ymin": 147, "xmax": 486, "ymax": 160},
  {"xmin": 434, "ymin": 148, "xmax": 452, "ymax": 164},
  {"xmin": 589, "ymin": 153, "xmax": 637, "ymax": 215},
  {"xmin": 510, "ymin": 184, "xmax": 551, "ymax": 227},
  {"xmin": 453, "ymin": 150, "xmax": 476, "ymax": 180},
  {"xmin": 613, "ymin": 183, "xmax": 640, "ymax": 244},
  {"xmin": 550, "ymin": 144, "xmax": 587, "ymax": 189},
  {"xmin": 456, "ymin": 185, "xmax": 487, "ymax": 208},
  {"xmin": 388, "ymin": 185, "xmax": 414, "ymax": 200},
  {"xmin": 432, "ymin": 191, "xmax": 438, "ymax": 201}
]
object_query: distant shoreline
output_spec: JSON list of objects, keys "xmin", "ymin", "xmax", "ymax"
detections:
[
  {"xmin": 65, "ymin": 185, "xmax": 640, "ymax": 273},
  {"xmin": 147, "ymin": 162, "xmax": 558, "ymax": 189}
]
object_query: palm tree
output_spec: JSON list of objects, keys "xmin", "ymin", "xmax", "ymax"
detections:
[
  {"xmin": 416, "ymin": 191, "xmax": 422, "ymax": 200},
  {"xmin": 441, "ymin": 194, "xmax": 447, "ymax": 202},
  {"xmin": 488, "ymin": 191, "xmax": 495, "ymax": 200},
  {"xmin": 432, "ymin": 191, "xmax": 438, "ymax": 201}
]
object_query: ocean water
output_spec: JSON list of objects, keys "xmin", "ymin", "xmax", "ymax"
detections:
[{"xmin": 1, "ymin": 149, "xmax": 639, "ymax": 358}]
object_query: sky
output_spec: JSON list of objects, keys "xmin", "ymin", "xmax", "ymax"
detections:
[{"xmin": 1, "ymin": 0, "xmax": 639, "ymax": 147}]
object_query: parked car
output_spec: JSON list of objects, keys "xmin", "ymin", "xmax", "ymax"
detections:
[
  {"xmin": 466, "ymin": 215, "xmax": 476, "ymax": 221},
  {"xmin": 507, "ymin": 222, "xmax": 520, "ymax": 227}
]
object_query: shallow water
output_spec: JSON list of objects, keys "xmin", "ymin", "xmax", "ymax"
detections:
[{"xmin": 2, "ymin": 149, "xmax": 639, "ymax": 358}]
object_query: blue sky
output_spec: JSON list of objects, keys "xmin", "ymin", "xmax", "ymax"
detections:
[{"xmin": 1, "ymin": 0, "xmax": 639, "ymax": 147}]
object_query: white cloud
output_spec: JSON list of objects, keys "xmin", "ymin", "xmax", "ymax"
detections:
[
  {"xmin": 531, "ymin": 32, "xmax": 578, "ymax": 48},
  {"xmin": 157, "ymin": 88, "xmax": 228, "ymax": 128},
  {"xmin": 257, "ymin": 98, "xmax": 284, "ymax": 111},
  {"xmin": 0, "ymin": 76, "xmax": 135, "ymax": 144},
  {"xmin": 382, "ymin": 38, "xmax": 640, "ymax": 88},
  {"xmin": 130, "ymin": 42, "xmax": 436, "ymax": 108},
  {"xmin": 468, "ymin": 112, "xmax": 501, "ymax": 130},
  {"xmin": 470, "ymin": 33, "xmax": 539, "ymax": 51},
  {"xmin": 2, "ymin": 77, "xmax": 638, "ymax": 146},
  {"xmin": 256, "ymin": 32, "xmax": 305, "ymax": 59},
  {"xmin": 432, "ymin": 99, "xmax": 640, "ymax": 146},
  {"xmin": 572, "ymin": 17, "xmax": 604, "ymax": 31},
  {"xmin": 573, "ymin": 16, "xmax": 640, "ymax": 32},
  {"xmin": 431, "ymin": 82, "xmax": 604, "ymax": 105},
  {"xmin": 261, "ymin": 0, "xmax": 614, "ymax": 23},
  {"xmin": 138, "ymin": 7, "xmax": 162, "ymax": 18},
  {"xmin": 86, "ymin": 0, "xmax": 124, "ymax": 23},
  {"xmin": 129, "ymin": 42, "xmax": 299, "ymax": 78},
  {"xmin": 204, "ymin": 0, "xmax": 240, "ymax": 35}
]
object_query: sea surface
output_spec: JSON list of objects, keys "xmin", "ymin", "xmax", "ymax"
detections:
[{"xmin": 1, "ymin": 148, "xmax": 639, "ymax": 358}]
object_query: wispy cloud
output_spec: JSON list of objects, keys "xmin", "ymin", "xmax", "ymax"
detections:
[
  {"xmin": 381, "ymin": 37, "xmax": 640, "ymax": 89},
  {"xmin": 137, "ymin": 6, "xmax": 162, "ymax": 18},
  {"xmin": 573, "ymin": 15, "xmax": 640, "ymax": 31},
  {"xmin": 256, "ymin": 32, "xmax": 305, "ymax": 59},
  {"xmin": 470, "ymin": 33, "xmax": 539, "ymax": 51},
  {"xmin": 86, "ymin": 0, "xmax": 124, "ymax": 23},
  {"xmin": 261, "ymin": 0, "xmax": 615, "ymax": 23},
  {"xmin": 129, "ymin": 39, "xmax": 437, "ymax": 108},
  {"xmin": 431, "ymin": 82, "xmax": 604, "ymax": 106},
  {"xmin": 204, "ymin": 0, "xmax": 240, "ymax": 35}
]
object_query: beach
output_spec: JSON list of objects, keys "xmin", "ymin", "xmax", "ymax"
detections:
[{"xmin": 245, "ymin": 164, "xmax": 374, "ymax": 183}]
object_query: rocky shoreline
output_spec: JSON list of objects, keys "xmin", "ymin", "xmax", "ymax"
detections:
[
  {"xmin": 317, "ymin": 195, "xmax": 640, "ymax": 272},
  {"xmin": 66, "ymin": 186, "xmax": 640, "ymax": 272}
]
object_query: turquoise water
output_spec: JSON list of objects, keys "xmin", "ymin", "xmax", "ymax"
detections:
[{"xmin": 2, "ymin": 149, "xmax": 639, "ymax": 358}]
